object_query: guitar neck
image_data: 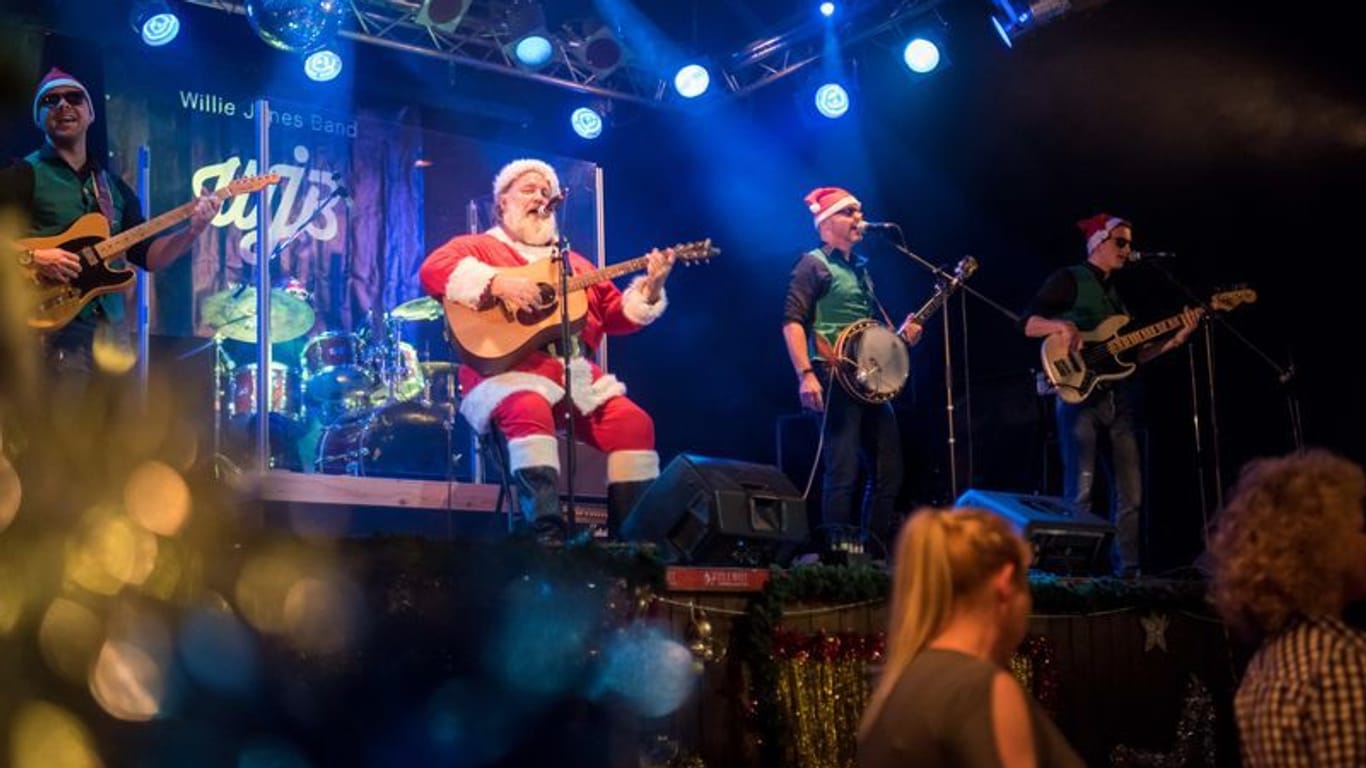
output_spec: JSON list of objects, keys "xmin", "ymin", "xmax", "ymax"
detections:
[
  {"xmin": 910, "ymin": 288, "xmax": 951, "ymax": 326},
  {"xmin": 1109, "ymin": 313, "xmax": 1189, "ymax": 352},
  {"xmin": 566, "ymin": 254, "xmax": 652, "ymax": 291},
  {"xmin": 94, "ymin": 191, "xmax": 227, "ymax": 260}
]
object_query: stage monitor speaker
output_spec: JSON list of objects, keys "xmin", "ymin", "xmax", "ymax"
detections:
[
  {"xmin": 622, "ymin": 454, "xmax": 809, "ymax": 567},
  {"xmin": 954, "ymin": 489, "xmax": 1115, "ymax": 576}
]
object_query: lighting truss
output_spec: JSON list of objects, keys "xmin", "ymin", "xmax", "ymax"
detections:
[{"xmin": 181, "ymin": 0, "xmax": 943, "ymax": 109}]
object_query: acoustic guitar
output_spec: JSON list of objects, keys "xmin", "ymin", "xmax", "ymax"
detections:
[{"xmin": 443, "ymin": 239, "xmax": 718, "ymax": 375}]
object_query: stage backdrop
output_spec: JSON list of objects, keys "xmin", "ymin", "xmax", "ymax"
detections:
[{"xmin": 102, "ymin": 57, "xmax": 600, "ymax": 341}]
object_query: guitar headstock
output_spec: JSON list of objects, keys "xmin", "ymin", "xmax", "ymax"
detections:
[
  {"xmin": 1210, "ymin": 288, "xmax": 1257, "ymax": 312},
  {"xmin": 220, "ymin": 173, "xmax": 283, "ymax": 198},
  {"xmin": 670, "ymin": 238, "xmax": 721, "ymax": 265}
]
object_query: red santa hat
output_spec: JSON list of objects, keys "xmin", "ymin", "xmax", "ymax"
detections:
[
  {"xmin": 492, "ymin": 158, "xmax": 561, "ymax": 200},
  {"xmin": 33, "ymin": 67, "xmax": 94, "ymax": 128},
  {"xmin": 1077, "ymin": 213, "xmax": 1130, "ymax": 253},
  {"xmin": 805, "ymin": 186, "xmax": 861, "ymax": 228}
]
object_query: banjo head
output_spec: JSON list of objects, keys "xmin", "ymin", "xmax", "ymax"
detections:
[{"xmin": 833, "ymin": 320, "xmax": 910, "ymax": 403}]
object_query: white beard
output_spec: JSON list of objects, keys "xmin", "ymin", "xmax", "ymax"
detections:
[{"xmin": 503, "ymin": 206, "xmax": 558, "ymax": 247}]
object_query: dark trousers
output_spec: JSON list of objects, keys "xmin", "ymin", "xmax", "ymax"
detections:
[
  {"xmin": 819, "ymin": 374, "xmax": 903, "ymax": 543},
  {"xmin": 1056, "ymin": 385, "xmax": 1143, "ymax": 573}
]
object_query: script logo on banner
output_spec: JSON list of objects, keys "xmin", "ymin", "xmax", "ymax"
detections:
[{"xmin": 191, "ymin": 145, "xmax": 346, "ymax": 258}]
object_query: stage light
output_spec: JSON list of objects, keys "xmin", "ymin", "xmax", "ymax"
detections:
[
  {"xmin": 902, "ymin": 38, "xmax": 941, "ymax": 73},
  {"xmin": 131, "ymin": 0, "xmax": 180, "ymax": 47},
  {"xmin": 571, "ymin": 107, "xmax": 603, "ymax": 139},
  {"xmin": 819, "ymin": 2, "xmax": 836, "ymax": 17},
  {"xmin": 989, "ymin": 0, "xmax": 1076, "ymax": 48},
  {"xmin": 304, "ymin": 49, "xmax": 343, "ymax": 82},
  {"xmin": 416, "ymin": 0, "xmax": 472, "ymax": 33},
  {"xmin": 814, "ymin": 83, "xmax": 849, "ymax": 119},
  {"xmin": 514, "ymin": 35, "xmax": 554, "ymax": 67},
  {"xmin": 673, "ymin": 64, "xmax": 710, "ymax": 98}
]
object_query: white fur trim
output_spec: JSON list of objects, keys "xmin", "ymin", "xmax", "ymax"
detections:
[
  {"xmin": 621, "ymin": 276, "xmax": 667, "ymax": 326},
  {"xmin": 1086, "ymin": 217, "xmax": 1127, "ymax": 253},
  {"xmin": 566, "ymin": 357, "xmax": 626, "ymax": 416},
  {"xmin": 607, "ymin": 450, "xmax": 659, "ymax": 483},
  {"xmin": 445, "ymin": 257, "xmax": 499, "ymax": 308},
  {"xmin": 506, "ymin": 434, "xmax": 561, "ymax": 473},
  {"xmin": 493, "ymin": 159, "xmax": 561, "ymax": 199},
  {"xmin": 459, "ymin": 373, "xmax": 565, "ymax": 435},
  {"xmin": 813, "ymin": 194, "xmax": 860, "ymax": 228},
  {"xmin": 488, "ymin": 225, "xmax": 556, "ymax": 264}
]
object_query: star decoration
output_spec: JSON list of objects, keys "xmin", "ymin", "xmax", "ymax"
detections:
[{"xmin": 1141, "ymin": 612, "xmax": 1170, "ymax": 653}]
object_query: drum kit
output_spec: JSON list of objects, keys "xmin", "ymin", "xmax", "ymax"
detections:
[{"xmin": 204, "ymin": 284, "xmax": 464, "ymax": 479}]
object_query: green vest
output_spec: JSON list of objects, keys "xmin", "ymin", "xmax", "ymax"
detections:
[
  {"xmin": 26, "ymin": 149, "xmax": 134, "ymax": 321},
  {"xmin": 808, "ymin": 247, "xmax": 872, "ymax": 359},
  {"xmin": 1054, "ymin": 264, "xmax": 1125, "ymax": 332}
]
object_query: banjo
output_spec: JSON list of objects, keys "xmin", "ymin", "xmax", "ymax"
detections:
[{"xmin": 829, "ymin": 256, "xmax": 978, "ymax": 404}]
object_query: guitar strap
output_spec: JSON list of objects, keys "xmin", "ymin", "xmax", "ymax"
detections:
[{"xmin": 88, "ymin": 169, "xmax": 128, "ymax": 323}]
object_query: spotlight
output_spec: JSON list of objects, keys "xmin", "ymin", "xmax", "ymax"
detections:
[
  {"xmin": 673, "ymin": 64, "xmax": 710, "ymax": 99},
  {"xmin": 571, "ymin": 107, "xmax": 603, "ymax": 139},
  {"xmin": 501, "ymin": 0, "xmax": 555, "ymax": 70},
  {"xmin": 514, "ymin": 35, "xmax": 554, "ymax": 67},
  {"xmin": 813, "ymin": 83, "xmax": 849, "ymax": 119},
  {"xmin": 304, "ymin": 49, "xmax": 343, "ymax": 82},
  {"xmin": 989, "ymin": 0, "xmax": 1075, "ymax": 48},
  {"xmin": 416, "ymin": 0, "xmax": 472, "ymax": 33},
  {"xmin": 819, "ymin": 2, "xmax": 836, "ymax": 17},
  {"xmin": 130, "ymin": 0, "xmax": 180, "ymax": 47},
  {"xmin": 902, "ymin": 38, "xmax": 941, "ymax": 73}
]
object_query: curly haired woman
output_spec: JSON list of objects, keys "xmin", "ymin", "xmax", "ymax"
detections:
[{"xmin": 1210, "ymin": 449, "xmax": 1366, "ymax": 767}]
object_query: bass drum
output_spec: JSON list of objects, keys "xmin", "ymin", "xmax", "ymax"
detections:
[
  {"xmin": 315, "ymin": 401, "xmax": 456, "ymax": 479},
  {"xmin": 832, "ymin": 319, "xmax": 910, "ymax": 404}
]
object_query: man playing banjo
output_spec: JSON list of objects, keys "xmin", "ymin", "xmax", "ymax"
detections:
[{"xmin": 782, "ymin": 186, "xmax": 924, "ymax": 555}]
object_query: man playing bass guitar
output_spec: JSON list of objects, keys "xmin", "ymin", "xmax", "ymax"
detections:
[
  {"xmin": 1021, "ymin": 213, "xmax": 1199, "ymax": 578},
  {"xmin": 782, "ymin": 187, "xmax": 924, "ymax": 554}
]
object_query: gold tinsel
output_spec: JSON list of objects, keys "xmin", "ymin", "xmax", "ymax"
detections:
[{"xmin": 774, "ymin": 654, "xmax": 869, "ymax": 768}]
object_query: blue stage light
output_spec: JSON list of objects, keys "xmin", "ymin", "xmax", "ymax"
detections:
[
  {"xmin": 132, "ymin": 0, "xmax": 180, "ymax": 47},
  {"xmin": 819, "ymin": 2, "xmax": 836, "ymax": 17},
  {"xmin": 514, "ymin": 34, "xmax": 554, "ymax": 68},
  {"xmin": 673, "ymin": 64, "xmax": 711, "ymax": 98},
  {"xmin": 304, "ymin": 49, "xmax": 344, "ymax": 82},
  {"xmin": 814, "ymin": 83, "xmax": 849, "ymax": 119},
  {"xmin": 571, "ymin": 107, "xmax": 603, "ymax": 139},
  {"xmin": 902, "ymin": 38, "xmax": 941, "ymax": 73}
]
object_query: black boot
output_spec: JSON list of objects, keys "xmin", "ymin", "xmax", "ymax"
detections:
[
  {"xmin": 606, "ymin": 479, "xmax": 653, "ymax": 540},
  {"xmin": 513, "ymin": 466, "xmax": 564, "ymax": 545}
]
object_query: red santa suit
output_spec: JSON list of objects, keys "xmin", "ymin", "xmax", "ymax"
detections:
[{"xmin": 418, "ymin": 225, "xmax": 665, "ymax": 485}]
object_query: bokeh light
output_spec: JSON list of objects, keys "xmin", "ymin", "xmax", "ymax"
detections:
[
  {"xmin": 38, "ymin": 598, "xmax": 106, "ymax": 685},
  {"xmin": 124, "ymin": 461, "xmax": 191, "ymax": 536},
  {"xmin": 9, "ymin": 701, "xmax": 103, "ymax": 768},
  {"xmin": 66, "ymin": 507, "xmax": 160, "ymax": 594},
  {"xmin": 488, "ymin": 577, "xmax": 599, "ymax": 696},
  {"xmin": 282, "ymin": 575, "xmax": 361, "ymax": 655},
  {"xmin": 179, "ymin": 605, "xmax": 260, "ymax": 697},
  {"xmin": 90, "ymin": 640, "xmax": 164, "ymax": 721},
  {"xmin": 0, "ymin": 448, "xmax": 19, "ymax": 533},
  {"xmin": 595, "ymin": 623, "xmax": 699, "ymax": 717}
]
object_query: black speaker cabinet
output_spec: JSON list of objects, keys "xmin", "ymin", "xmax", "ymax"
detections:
[
  {"xmin": 954, "ymin": 489, "xmax": 1115, "ymax": 575},
  {"xmin": 622, "ymin": 454, "xmax": 809, "ymax": 567}
]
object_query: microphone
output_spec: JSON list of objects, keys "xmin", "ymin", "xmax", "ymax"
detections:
[
  {"xmin": 535, "ymin": 190, "xmax": 567, "ymax": 217},
  {"xmin": 1128, "ymin": 250, "xmax": 1176, "ymax": 261},
  {"xmin": 856, "ymin": 221, "xmax": 898, "ymax": 232}
]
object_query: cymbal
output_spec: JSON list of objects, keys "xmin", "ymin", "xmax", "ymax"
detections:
[
  {"xmin": 390, "ymin": 296, "xmax": 441, "ymax": 322},
  {"xmin": 202, "ymin": 285, "xmax": 315, "ymax": 343}
]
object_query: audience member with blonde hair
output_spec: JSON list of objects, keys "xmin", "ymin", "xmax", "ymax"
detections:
[
  {"xmin": 857, "ymin": 507, "xmax": 1082, "ymax": 768},
  {"xmin": 1209, "ymin": 449, "xmax": 1366, "ymax": 767}
]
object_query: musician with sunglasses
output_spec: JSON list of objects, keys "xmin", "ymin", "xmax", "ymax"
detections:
[
  {"xmin": 0, "ymin": 68, "xmax": 217, "ymax": 371},
  {"xmin": 1021, "ymin": 214, "xmax": 1198, "ymax": 578},
  {"xmin": 783, "ymin": 187, "xmax": 924, "ymax": 556}
]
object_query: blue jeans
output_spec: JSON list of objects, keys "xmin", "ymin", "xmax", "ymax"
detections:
[
  {"xmin": 1056, "ymin": 384, "xmax": 1143, "ymax": 573},
  {"xmin": 819, "ymin": 373, "xmax": 903, "ymax": 545}
]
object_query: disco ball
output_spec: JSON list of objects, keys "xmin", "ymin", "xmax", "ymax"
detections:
[{"xmin": 244, "ymin": 0, "xmax": 345, "ymax": 53}]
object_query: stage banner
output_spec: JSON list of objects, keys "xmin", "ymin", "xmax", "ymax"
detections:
[{"xmin": 102, "ymin": 59, "xmax": 599, "ymax": 341}]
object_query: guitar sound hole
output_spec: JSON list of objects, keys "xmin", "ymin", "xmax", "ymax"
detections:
[{"xmin": 514, "ymin": 284, "xmax": 559, "ymax": 324}]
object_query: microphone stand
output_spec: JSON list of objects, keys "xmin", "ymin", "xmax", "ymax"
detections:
[
  {"xmin": 554, "ymin": 222, "xmax": 577, "ymax": 531},
  {"xmin": 870, "ymin": 225, "xmax": 1021, "ymax": 502},
  {"xmin": 1143, "ymin": 259, "xmax": 1300, "ymax": 516}
]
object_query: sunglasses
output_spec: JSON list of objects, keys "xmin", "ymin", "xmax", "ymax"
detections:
[
  {"xmin": 40, "ymin": 90, "xmax": 87, "ymax": 108},
  {"xmin": 1111, "ymin": 237, "xmax": 1132, "ymax": 249}
]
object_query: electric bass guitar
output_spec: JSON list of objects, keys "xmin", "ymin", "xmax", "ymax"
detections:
[
  {"xmin": 443, "ymin": 239, "xmax": 719, "ymax": 375},
  {"xmin": 1040, "ymin": 288, "xmax": 1257, "ymax": 404},
  {"xmin": 20, "ymin": 173, "xmax": 282, "ymax": 331}
]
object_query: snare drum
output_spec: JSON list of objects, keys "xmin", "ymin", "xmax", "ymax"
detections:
[
  {"xmin": 226, "ymin": 362, "xmax": 297, "ymax": 419},
  {"xmin": 420, "ymin": 362, "xmax": 460, "ymax": 407},
  {"xmin": 315, "ymin": 401, "xmax": 456, "ymax": 479},
  {"xmin": 301, "ymin": 332, "xmax": 373, "ymax": 403}
]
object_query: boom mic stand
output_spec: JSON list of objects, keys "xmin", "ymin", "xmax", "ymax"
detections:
[
  {"xmin": 865, "ymin": 224, "xmax": 1022, "ymax": 501},
  {"xmin": 553, "ymin": 214, "xmax": 577, "ymax": 531}
]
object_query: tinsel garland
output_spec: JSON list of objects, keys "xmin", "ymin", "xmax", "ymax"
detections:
[{"xmin": 1110, "ymin": 675, "xmax": 1217, "ymax": 768}]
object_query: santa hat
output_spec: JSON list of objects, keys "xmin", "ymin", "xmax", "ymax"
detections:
[
  {"xmin": 492, "ymin": 158, "xmax": 561, "ymax": 200},
  {"xmin": 805, "ymin": 186, "xmax": 860, "ymax": 228},
  {"xmin": 1077, "ymin": 213, "xmax": 1130, "ymax": 253},
  {"xmin": 33, "ymin": 67, "xmax": 93, "ymax": 128}
]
